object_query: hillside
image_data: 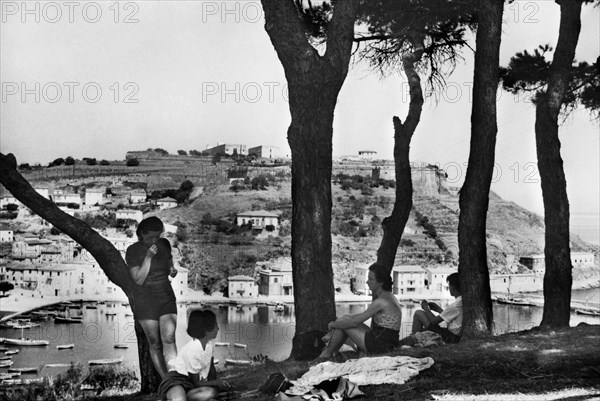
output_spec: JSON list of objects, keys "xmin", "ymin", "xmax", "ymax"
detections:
[{"xmin": 145, "ymin": 168, "xmax": 598, "ymax": 293}]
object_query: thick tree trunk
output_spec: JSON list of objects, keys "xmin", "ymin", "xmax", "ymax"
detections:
[
  {"xmin": 0, "ymin": 153, "xmax": 161, "ymax": 392},
  {"xmin": 261, "ymin": 0, "xmax": 357, "ymax": 359},
  {"xmin": 376, "ymin": 38, "xmax": 425, "ymax": 274},
  {"xmin": 536, "ymin": 0, "xmax": 582, "ymax": 328},
  {"xmin": 457, "ymin": 0, "xmax": 504, "ymax": 339}
]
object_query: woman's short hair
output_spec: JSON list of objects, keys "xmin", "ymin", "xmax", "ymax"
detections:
[
  {"xmin": 187, "ymin": 309, "xmax": 217, "ymax": 339},
  {"xmin": 136, "ymin": 216, "xmax": 164, "ymax": 240},
  {"xmin": 368, "ymin": 262, "xmax": 393, "ymax": 291}
]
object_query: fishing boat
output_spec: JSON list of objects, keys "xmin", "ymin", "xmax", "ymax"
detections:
[
  {"xmin": 45, "ymin": 363, "xmax": 74, "ymax": 368},
  {"xmin": 12, "ymin": 322, "xmax": 41, "ymax": 329},
  {"xmin": 54, "ymin": 316, "xmax": 83, "ymax": 324},
  {"xmin": 0, "ymin": 360, "xmax": 13, "ymax": 368},
  {"xmin": 214, "ymin": 342, "xmax": 230, "ymax": 347},
  {"xmin": 233, "ymin": 343, "xmax": 247, "ymax": 348},
  {"xmin": 0, "ymin": 372, "xmax": 20, "ymax": 380},
  {"xmin": 114, "ymin": 344, "xmax": 129, "ymax": 349},
  {"xmin": 88, "ymin": 356, "xmax": 123, "ymax": 366},
  {"xmin": 4, "ymin": 337, "xmax": 49, "ymax": 346},
  {"xmin": 105, "ymin": 312, "xmax": 117, "ymax": 316},
  {"xmin": 273, "ymin": 302, "xmax": 285, "ymax": 312},
  {"xmin": 57, "ymin": 343, "xmax": 75, "ymax": 350},
  {"xmin": 575, "ymin": 308, "xmax": 600, "ymax": 316},
  {"xmin": 224, "ymin": 358, "xmax": 252, "ymax": 366},
  {"xmin": 0, "ymin": 355, "xmax": 11, "ymax": 361},
  {"xmin": 4, "ymin": 349, "xmax": 19, "ymax": 355},
  {"xmin": 8, "ymin": 366, "xmax": 39, "ymax": 373}
]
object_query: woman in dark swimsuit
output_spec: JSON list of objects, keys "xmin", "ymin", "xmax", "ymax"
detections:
[
  {"xmin": 126, "ymin": 216, "xmax": 178, "ymax": 378},
  {"xmin": 317, "ymin": 263, "xmax": 402, "ymax": 359}
]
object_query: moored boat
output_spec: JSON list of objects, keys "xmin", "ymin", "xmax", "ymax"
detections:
[
  {"xmin": 4, "ymin": 338, "xmax": 49, "ymax": 347},
  {"xmin": 225, "ymin": 358, "xmax": 252, "ymax": 365},
  {"xmin": 0, "ymin": 360, "xmax": 13, "ymax": 368},
  {"xmin": 57, "ymin": 343, "xmax": 75, "ymax": 350},
  {"xmin": 8, "ymin": 366, "xmax": 39, "ymax": 373},
  {"xmin": 4, "ymin": 349, "xmax": 19, "ymax": 355},
  {"xmin": 114, "ymin": 344, "xmax": 129, "ymax": 349},
  {"xmin": 88, "ymin": 356, "xmax": 123, "ymax": 366},
  {"xmin": 575, "ymin": 308, "xmax": 600, "ymax": 316},
  {"xmin": 54, "ymin": 316, "xmax": 83, "ymax": 324}
]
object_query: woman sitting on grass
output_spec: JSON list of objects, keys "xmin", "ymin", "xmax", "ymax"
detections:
[
  {"xmin": 316, "ymin": 263, "xmax": 403, "ymax": 360},
  {"xmin": 158, "ymin": 309, "xmax": 233, "ymax": 401}
]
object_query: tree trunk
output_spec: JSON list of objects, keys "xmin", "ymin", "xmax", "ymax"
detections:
[
  {"xmin": 261, "ymin": 0, "xmax": 357, "ymax": 359},
  {"xmin": 376, "ymin": 37, "xmax": 425, "ymax": 274},
  {"xmin": 536, "ymin": 0, "xmax": 582, "ymax": 328},
  {"xmin": 0, "ymin": 153, "xmax": 162, "ymax": 392},
  {"xmin": 457, "ymin": 0, "xmax": 504, "ymax": 339}
]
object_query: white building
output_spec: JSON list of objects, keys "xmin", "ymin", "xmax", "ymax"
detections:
[
  {"xmin": 53, "ymin": 191, "xmax": 81, "ymax": 207},
  {"xmin": 425, "ymin": 266, "xmax": 457, "ymax": 297},
  {"xmin": 358, "ymin": 150, "xmax": 377, "ymax": 160},
  {"xmin": 236, "ymin": 210, "xmax": 279, "ymax": 231},
  {"xmin": 571, "ymin": 252, "xmax": 595, "ymax": 267},
  {"xmin": 392, "ymin": 265, "xmax": 428, "ymax": 296},
  {"xmin": 0, "ymin": 224, "xmax": 14, "ymax": 242},
  {"xmin": 34, "ymin": 187, "xmax": 50, "ymax": 199},
  {"xmin": 248, "ymin": 145, "xmax": 279, "ymax": 160},
  {"xmin": 85, "ymin": 187, "xmax": 105, "ymax": 206},
  {"xmin": 227, "ymin": 275, "xmax": 258, "ymax": 298},
  {"xmin": 129, "ymin": 191, "xmax": 147, "ymax": 204},
  {"xmin": 156, "ymin": 197, "xmax": 177, "ymax": 210},
  {"xmin": 490, "ymin": 273, "xmax": 543, "ymax": 293},
  {"xmin": 116, "ymin": 209, "xmax": 143, "ymax": 223},
  {"xmin": 258, "ymin": 263, "xmax": 293, "ymax": 296}
]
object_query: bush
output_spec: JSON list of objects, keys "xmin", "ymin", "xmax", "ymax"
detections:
[
  {"xmin": 100, "ymin": 159, "xmax": 110, "ymax": 165},
  {"xmin": 65, "ymin": 156, "xmax": 75, "ymax": 165},
  {"xmin": 5, "ymin": 203, "xmax": 18, "ymax": 211},
  {"xmin": 126, "ymin": 158, "xmax": 140, "ymax": 167}
]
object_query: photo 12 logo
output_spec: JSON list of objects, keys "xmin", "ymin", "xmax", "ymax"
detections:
[
  {"xmin": 1, "ymin": 82, "xmax": 140, "ymax": 103},
  {"xmin": 1, "ymin": 1, "xmax": 140, "ymax": 23},
  {"xmin": 202, "ymin": 81, "xmax": 288, "ymax": 104},
  {"xmin": 201, "ymin": 1, "xmax": 263, "ymax": 23}
]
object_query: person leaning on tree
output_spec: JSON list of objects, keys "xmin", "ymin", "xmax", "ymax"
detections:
[{"xmin": 126, "ymin": 216, "xmax": 179, "ymax": 378}]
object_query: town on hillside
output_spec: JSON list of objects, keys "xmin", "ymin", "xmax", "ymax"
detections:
[{"xmin": 1, "ymin": 146, "xmax": 599, "ymax": 316}]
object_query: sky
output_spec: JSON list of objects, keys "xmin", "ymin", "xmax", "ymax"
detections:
[{"xmin": 0, "ymin": 1, "xmax": 599, "ymax": 229}]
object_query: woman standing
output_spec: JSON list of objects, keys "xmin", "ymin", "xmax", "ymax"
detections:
[
  {"xmin": 126, "ymin": 216, "xmax": 178, "ymax": 378},
  {"xmin": 317, "ymin": 263, "xmax": 402, "ymax": 359}
]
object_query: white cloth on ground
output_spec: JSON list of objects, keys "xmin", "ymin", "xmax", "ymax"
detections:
[{"xmin": 288, "ymin": 356, "xmax": 434, "ymax": 395}]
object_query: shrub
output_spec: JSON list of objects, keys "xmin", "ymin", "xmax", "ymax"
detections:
[
  {"xmin": 5, "ymin": 203, "xmax": 18, "ymax": 211},
  {"xmin": 100, "ymin": 159, "xmax": 110, "ymax": 165},
  {"xmin": 126, "ymin": 158, "xmax": 140, "ymax": 167}
]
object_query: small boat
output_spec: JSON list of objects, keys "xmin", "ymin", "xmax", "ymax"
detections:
[
  {"xmin": 0, "ymin": 360, "xmax": 13, "ymax": 368},
  {"xmin": 88, "ymin": 356, "xmax": 123, "ymax": 366},
  {"xmin": 124, "ymin": 313, "xmax": 133, "ymax": 317},
  {"xmin": 4, "ymin": 338, "xmax": 49, "ymax": 346},
  {"xmin": 105, "ymin": 312, "xmax": 117, "ymax": 316},
  {"xmin": 225, "ymin": 358, "xmax": 252, "ymax": 365},
  {"xmin": 233, "ymin": 343, "xmax": 247, "ymax": 348},
  {"xmin": 575, "ymin": 308, "xmax": 600, "ymax": 316},
  {"xmin": 0, "ymin": 347, "xmax": 8, "ymax": 352},
  {"xmin": 0, "ymin": 372, "xmax": 20, "ymax": 380},
  {"xmin": 54, "ymin": 316, "xmax": 83, "ymax": 324},
  {"xmin": 214, "ymin": 342, "xmax": 230, "ymax": 347},
  {"xmin": 12, "ymin": 322, "xmax": 41, "ymax": 329},
  {"xmin": 273, "ymin": 303, "xmax": 285, "ymax": 312},
  {"xmin": 0, "ymin": 355, "xmax": 12, "ymax": 361},
  {"xmin": 4, "ymin": 350, "xmax": 19, "ymax": 355},
  {"xmin": 85, "ymin": 305, "xmax": 97, "ymax": 310},
  {"xmin": 57, "ymin": 343, "xmax": 74, "ymax": 350},
  {"xmin": 213, "ymin": 359, "xmax": 219, "ymax": 365},
  {"xmin": 8, "ymin": 366, "xmax": 39, "ymax": 373},
  {"xmin": 114, "ymin": 344, "xmax": 129, "ymax": 349}
]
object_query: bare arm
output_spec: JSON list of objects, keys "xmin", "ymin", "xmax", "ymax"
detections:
[
  {"xmin": 129, "ymin": 244, "xmax": 156, "ymax": 286},
  {"xmin": 329, "ymin": 300, "xmax": 384, "ymax": 330},
  {"xmin": 420, "ymin": 300, "xmax": 443, "ymax": 325}
]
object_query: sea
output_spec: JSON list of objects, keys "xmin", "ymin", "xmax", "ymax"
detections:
[{"xmin": 1, "ymin": 292, "xmax": 599, "ymax": 380}]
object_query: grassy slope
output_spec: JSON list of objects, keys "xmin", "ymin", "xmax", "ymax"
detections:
[{"xmin": 90, "ymin": 324, "xmax": 600, "ymax": 401}]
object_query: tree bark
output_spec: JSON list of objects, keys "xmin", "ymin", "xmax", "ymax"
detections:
[
  {"xmin": 261, "ymin": 0, "xmax": 357, "ymax": 359},
  {"xmin": 0, "ymin": 153, "xmax": 161, "ymax": 392},
  {"xmin": 457, "ymin": 0, "xmax": 504, "ymax": 339},
  {"xmin": 536, "ymin": 0, "xmax": 582, "ymax": 328},
  {"xmin": 376, "ymin": 37, "xmax": 425, "ymax": 274}
]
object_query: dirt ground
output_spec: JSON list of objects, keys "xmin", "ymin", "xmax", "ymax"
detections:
[{"xmin": 92, "ymin": 323, "xmax": 600, "ymax": 401}]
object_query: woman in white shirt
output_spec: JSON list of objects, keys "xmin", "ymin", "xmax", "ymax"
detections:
[{"xmin": 158, "ymin": 309, "xmax": 233, "ymax": 401}]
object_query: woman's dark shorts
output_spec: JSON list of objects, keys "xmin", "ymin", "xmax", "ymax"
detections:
[
  {"xmin": 132, "ymin": 283, "xmax": 177, "ymax": 321},
  {"xmin": 364, "ymin": 325, "xmax": 400, "ymax": 354}
]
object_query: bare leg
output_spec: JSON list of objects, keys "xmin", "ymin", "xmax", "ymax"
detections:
[
  {"xmin": 166, "ymin": 384, "xmax": 187, "ymax": 401},
  {"xmin": 412, "ymin": 310, "xmax": 431, "ymax": 334},
  {"xmin": 139, "ymin": 319, "xmax": 168, "ymax": 378},
  {"xmin": 318, "ymin": 329, "xmax": 348, "ymax": 358},
  {"xmin": 342, "ymin": 325, "xmax": 369, "ymax": 354},
  {"xmin": 187, "ymin": 386, "xmax": 219, "ymax": 401},
  {"xmin": 160, "ymin": 313, "xmax": 178, "ymax": 369}
]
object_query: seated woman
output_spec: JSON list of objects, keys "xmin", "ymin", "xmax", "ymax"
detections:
[{"xmin": 317, "ymin": 263, "xmax": 402, "ymax": 359}]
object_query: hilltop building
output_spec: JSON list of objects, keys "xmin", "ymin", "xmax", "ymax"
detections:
[
  {"xmin": 358, "ymin": 150, "xmax": 377, "ymax": 160},
  {"xmin": 0, "ymin": 224, "xmax": 14, "ymax": 242},
  {"xmin": 205, "ymin": 143, "xmax": 247, "ymax": 157},
  {"xmin": 248, "ymin": 145, "xmax": 279, "ymax": 160},
  {"xmin": 258, "ymin": 262, "xmax": 293, "ymax": 296},
  {"xmin": 236, "ymin": 210, "xmax": 279, "ymax": 236}
]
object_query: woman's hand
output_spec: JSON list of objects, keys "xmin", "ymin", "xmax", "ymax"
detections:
[
  {"xmin": 145, "ymin": 244, "xmax": 158, "ymax": 259},
  {"xmin": 327, "ymin": 321, "xmax": 337, "ymax": 330}
]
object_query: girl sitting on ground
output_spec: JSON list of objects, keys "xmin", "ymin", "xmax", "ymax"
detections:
[
  {"xmin": 158, "ymin": 309, "xmax": 233, "ymax": 401},
  {"xmin": 317, "ymin": 263, "xmax": 403, "ymax": 360}
]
